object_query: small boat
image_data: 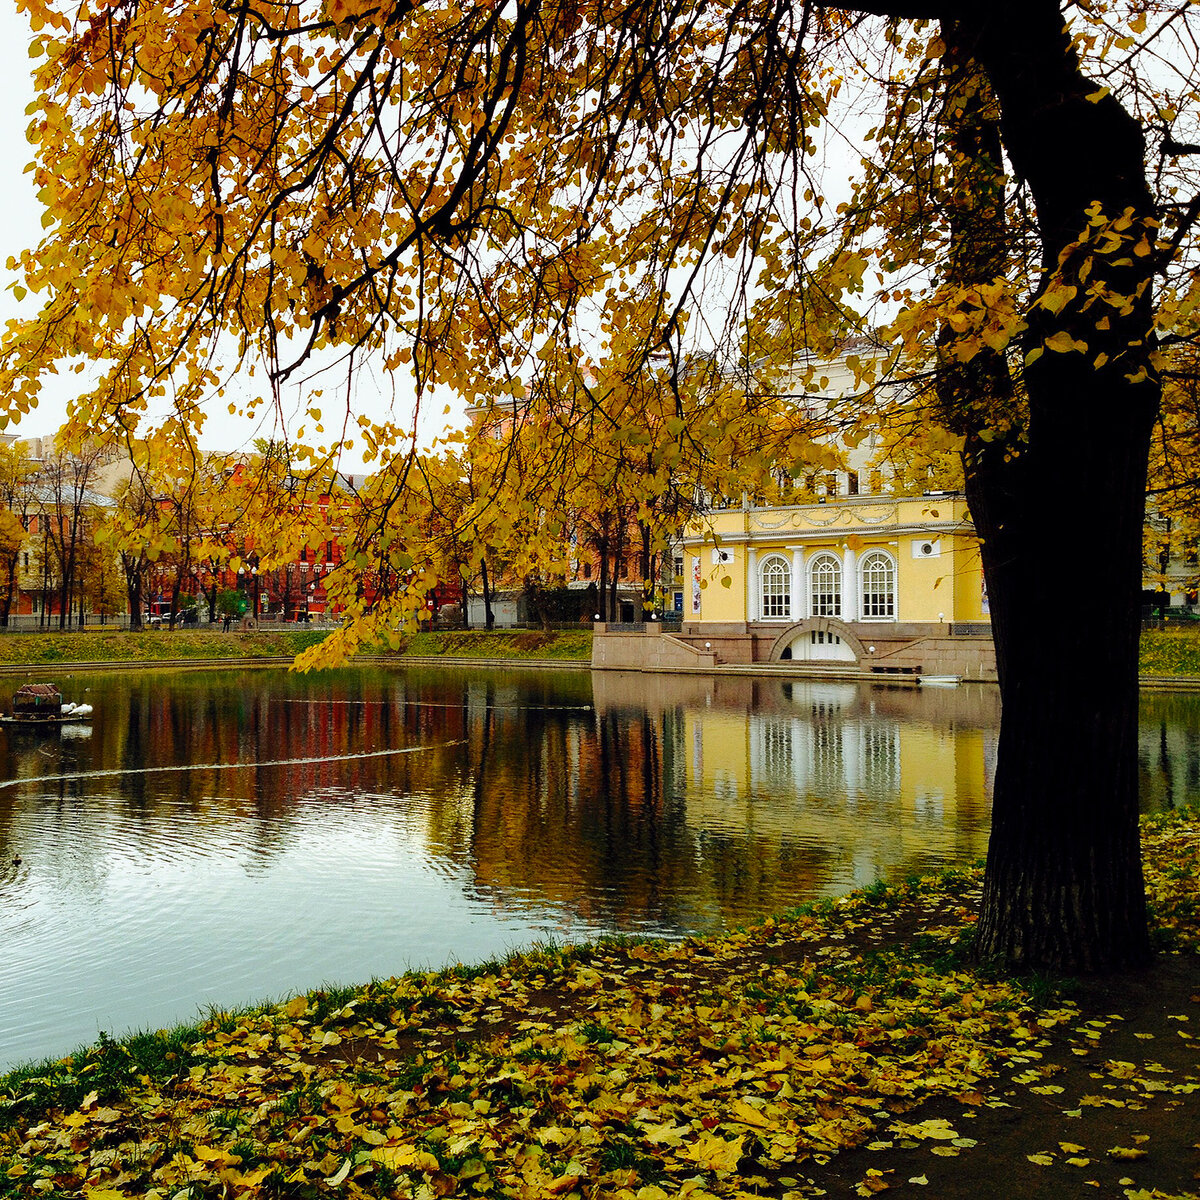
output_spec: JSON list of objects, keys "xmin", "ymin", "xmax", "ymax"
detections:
[
  {"xmin": 0, "ymin": 683, "xmax": 94, "ymax": 727},
  {"xmin": 917, "ymin": 674, "xmax": 962, "ymax": 687}
]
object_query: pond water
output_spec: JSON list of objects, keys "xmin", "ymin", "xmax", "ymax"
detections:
[{"xmin": 0, "ymin": 666, "xmax": 1193, "ymax": 1071}]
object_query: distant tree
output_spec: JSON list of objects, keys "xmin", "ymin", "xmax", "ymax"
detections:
[
  {"xmin": 36, "ymin": 439, "xmax": 113, "ymax": 629},
  {"xmin": 216, "ymin": 589, "xmax": 247, "ymax": 619},
  {"xmin": 0, "ymin": 442, "xmax": 36, "ymax": 626}
]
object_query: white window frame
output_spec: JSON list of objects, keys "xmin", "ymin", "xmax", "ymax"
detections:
[
  {"xmin": 809, "ymin": 553, "xmax": 842, "ymax": 617},
  {"xmin": 760, "ymin": 554, "xmax": 792, "ymax": 620},
  {"xmin": 859, "ymin": 549, "xmax": 897, "ymax": 621}
]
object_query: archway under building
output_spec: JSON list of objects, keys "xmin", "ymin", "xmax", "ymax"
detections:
[{"xmin": 768, "ymin": 618, "xmax": 865, "ymax": 665}]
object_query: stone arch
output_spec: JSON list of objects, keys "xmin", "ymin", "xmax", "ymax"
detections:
[{"xmin": 766, "ymin": 616, "xmax": 868, "ymax": 664}]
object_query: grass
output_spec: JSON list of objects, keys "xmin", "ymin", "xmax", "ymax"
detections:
[
  {"xmin": 0, "ymin": 626, "xmax": 594, "ymax": 669},
  {"xmin": 1139, "ymin": 627, "xmax": 1200, "ymax": 675},
  {"xmin": 0, "ymin": 1024, "xmax": 205, "ymax": 1131},
  {"xmin": 2, "ymin": 622, "xmax": 1191, "ymax": 675},
  {"xmin": 0, "ymin": 629, "xmax": 329, "ymax": 667},
  {"xmin": 399, "ymin": 629, "xmax": 593, "ymax": 661}
]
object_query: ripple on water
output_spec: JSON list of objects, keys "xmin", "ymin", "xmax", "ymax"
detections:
[{"xmin": 0, "ymin": 666, "xmax": 1017, "ymax": 1071}]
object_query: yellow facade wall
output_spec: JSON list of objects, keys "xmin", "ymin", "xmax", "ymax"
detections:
[
  {"xmin": 686, "ymin": 495, "xmax": 988, "ymax": 628},
  {"xmin": 689, "ymin": 540, "xmax": 748, "ymax": 623}
]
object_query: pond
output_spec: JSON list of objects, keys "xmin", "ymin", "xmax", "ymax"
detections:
[{"xmin": 0, "ymin": 666, "xmax": 1192, "ymax": 1071}]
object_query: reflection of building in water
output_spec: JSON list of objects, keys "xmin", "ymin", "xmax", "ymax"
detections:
[
  {"xmin": 749, "ymin": 705, "xmax": 900, "ymax": 801},
  {"xmin": 680, "ymin": 681, "xmax": 993, "ymax": 885}
]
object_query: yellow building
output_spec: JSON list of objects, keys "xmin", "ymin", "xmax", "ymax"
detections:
[{"xmin": 678, "ymin": 491, "xmax": 995, "ymax": 678}]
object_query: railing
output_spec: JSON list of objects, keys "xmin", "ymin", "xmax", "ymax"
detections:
[
  {"xmin": 596, "ymin": 618, "xmax": 683, "ymax": 634},
  {"xmin": 0, "ymin": 614, "xmax": 339, "ymax": 633}
]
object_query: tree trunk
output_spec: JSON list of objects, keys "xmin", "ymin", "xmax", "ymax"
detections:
[
  {"xmin": 597, "ymin": 536, "xmax": 609, "ymax": 622},
  {"xmin": 0, "ymin": 557, "xmax": 14, "ymax": 627},
  {"xmin": 944, "ymin": 6, "xmax": 1159, "ymax": 971},
  {"xmin": 40, "ymin": 538, "xmax": 49, "ymax": 629},
  {"xmin": 480, "ymin": 557, "xmax": 495, "ymax": 630},
  {"xmin": 639, "ymin": 521, "xmax": 652, "ymax": 621},
  {"xmin": 125, "ymin": 555, "xmax": 144, "ymax": 630}
]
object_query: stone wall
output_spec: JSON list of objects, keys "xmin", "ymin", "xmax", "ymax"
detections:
[
  {"xmin": 591, "ymin": 625, "xmax": 717, "ymax": 671},
  {"xmin": 595, "ymin": 620, "xmax": 997, "ymax": 681}
]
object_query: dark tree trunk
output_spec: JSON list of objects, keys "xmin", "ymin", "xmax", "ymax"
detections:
[
  {"xmin": 639, "ymin": 521, "xmax": 652, "ymax": 621},
  {"xmin": 597, "ymin": 534, "xmax": 610, "ymax": 622},
  {"xmin": 608, "ymin": 521, "xmax": 625, "ymax": 623},
  {"xmin": 124, "ymin": 554, "xmax": 144, "ymax": 630},
  {"xmin": 480, "ymin": 557, "xmax": 495, "ymax": 630},
  {"xmin": 0, "ymin": 557, "xmax": 15, "ymax": 627},
  {"xmin": 40, "ymin": 538, "xmax": 49, "ymax": 629},
  {"xmin": 941, "ymin": 6, "xmax": 1159, "ymax": 971}
]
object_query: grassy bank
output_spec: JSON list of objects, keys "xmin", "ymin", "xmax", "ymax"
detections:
[
  {"xmin": 0, "ymin": 628, "xmax": 592, "ymax": 670},
  {"xmin": 0, "ymin": 626, "xmax": 1196, "ymax": 677},
  {"xmin": 0, "ymin": 629, "xmax": 330, "ymax": 668},
  {"xmin": 2, "ymin": 810, "xmax": 1197, "ymax": 1200},
  {"xmin": 1139, "ymin": 627, "xmax": 1200, "ymax": 676},
  {"xmin": 399, "ymin": 629, "xmax": 593, "ymax": 661}
]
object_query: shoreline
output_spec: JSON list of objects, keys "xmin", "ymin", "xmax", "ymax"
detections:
[
  {"xmin": 2, "ymin": 652, "xmax": 1200, "ymax": 692},
  {"xmin": 2, "ymin": 809, "xmax": 1197, "ymax": 1199}
]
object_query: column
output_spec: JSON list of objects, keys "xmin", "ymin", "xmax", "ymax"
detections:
[
  {"xmin": 842, "ymin": 544, "xmax": 858, "ymax": 621},
  {"xmin": 746, "ymin": 547, "xmax": 758, "ymax": 623},
  {"xmin": 790, "ymin": 547, "xmax": 805, "ymax": 620}
]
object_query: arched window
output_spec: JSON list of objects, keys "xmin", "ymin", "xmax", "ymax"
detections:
[
  {"xmin": 760, "ymin": 555, "xmax": 791, "ymax": 619},
  {"xmin": 860, "ymin": 550, "xmax": 896, "ymax": 619},
  {"xmin": 810, "ymin": 553, "xmax": 841, "ymax": 617}
]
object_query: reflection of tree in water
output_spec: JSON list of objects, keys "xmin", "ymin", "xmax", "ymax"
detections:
[
  {"xmin": 1137, "ymin": 693, "xmax": 1200, "ymax": 812},
  {"xmin": 462, "ymin": 695, "xmax": 698, "ymax": 933},
  {"xmin": 0, "ymin": 669, "xmax": 487, "ymax": 886}
]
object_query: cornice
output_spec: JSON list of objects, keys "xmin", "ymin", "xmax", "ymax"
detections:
[{"xmin": 681, "ymin": 520, "xmax": 973, "ymax": 549}]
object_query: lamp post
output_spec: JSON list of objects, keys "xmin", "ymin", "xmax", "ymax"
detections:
[{"xmin": 237, "ymin": 561, "xmax": 260, "ymax": 621}]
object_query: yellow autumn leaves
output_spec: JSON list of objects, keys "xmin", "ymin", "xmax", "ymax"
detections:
[
  {"xmin": 0, "ymin": 874, "xmax": 1050, "ymax": 1200},
  {"xmin": 2, "ymin": 807, "xmax": 1197, "ymax": 1200}
]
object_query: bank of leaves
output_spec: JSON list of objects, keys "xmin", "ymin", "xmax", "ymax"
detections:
[
  {"xmin": 1143, "ymin": 808, "xmax": 1200, "ymax": 952},
  {"xmin": 2, "ymin": 813, "xmax": 1197, "ymax": 1200}
]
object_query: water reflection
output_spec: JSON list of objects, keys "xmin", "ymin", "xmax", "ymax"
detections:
[{"xmin": 0, "ymin": 665, "xmax": 1190, "ymax": 1070}]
